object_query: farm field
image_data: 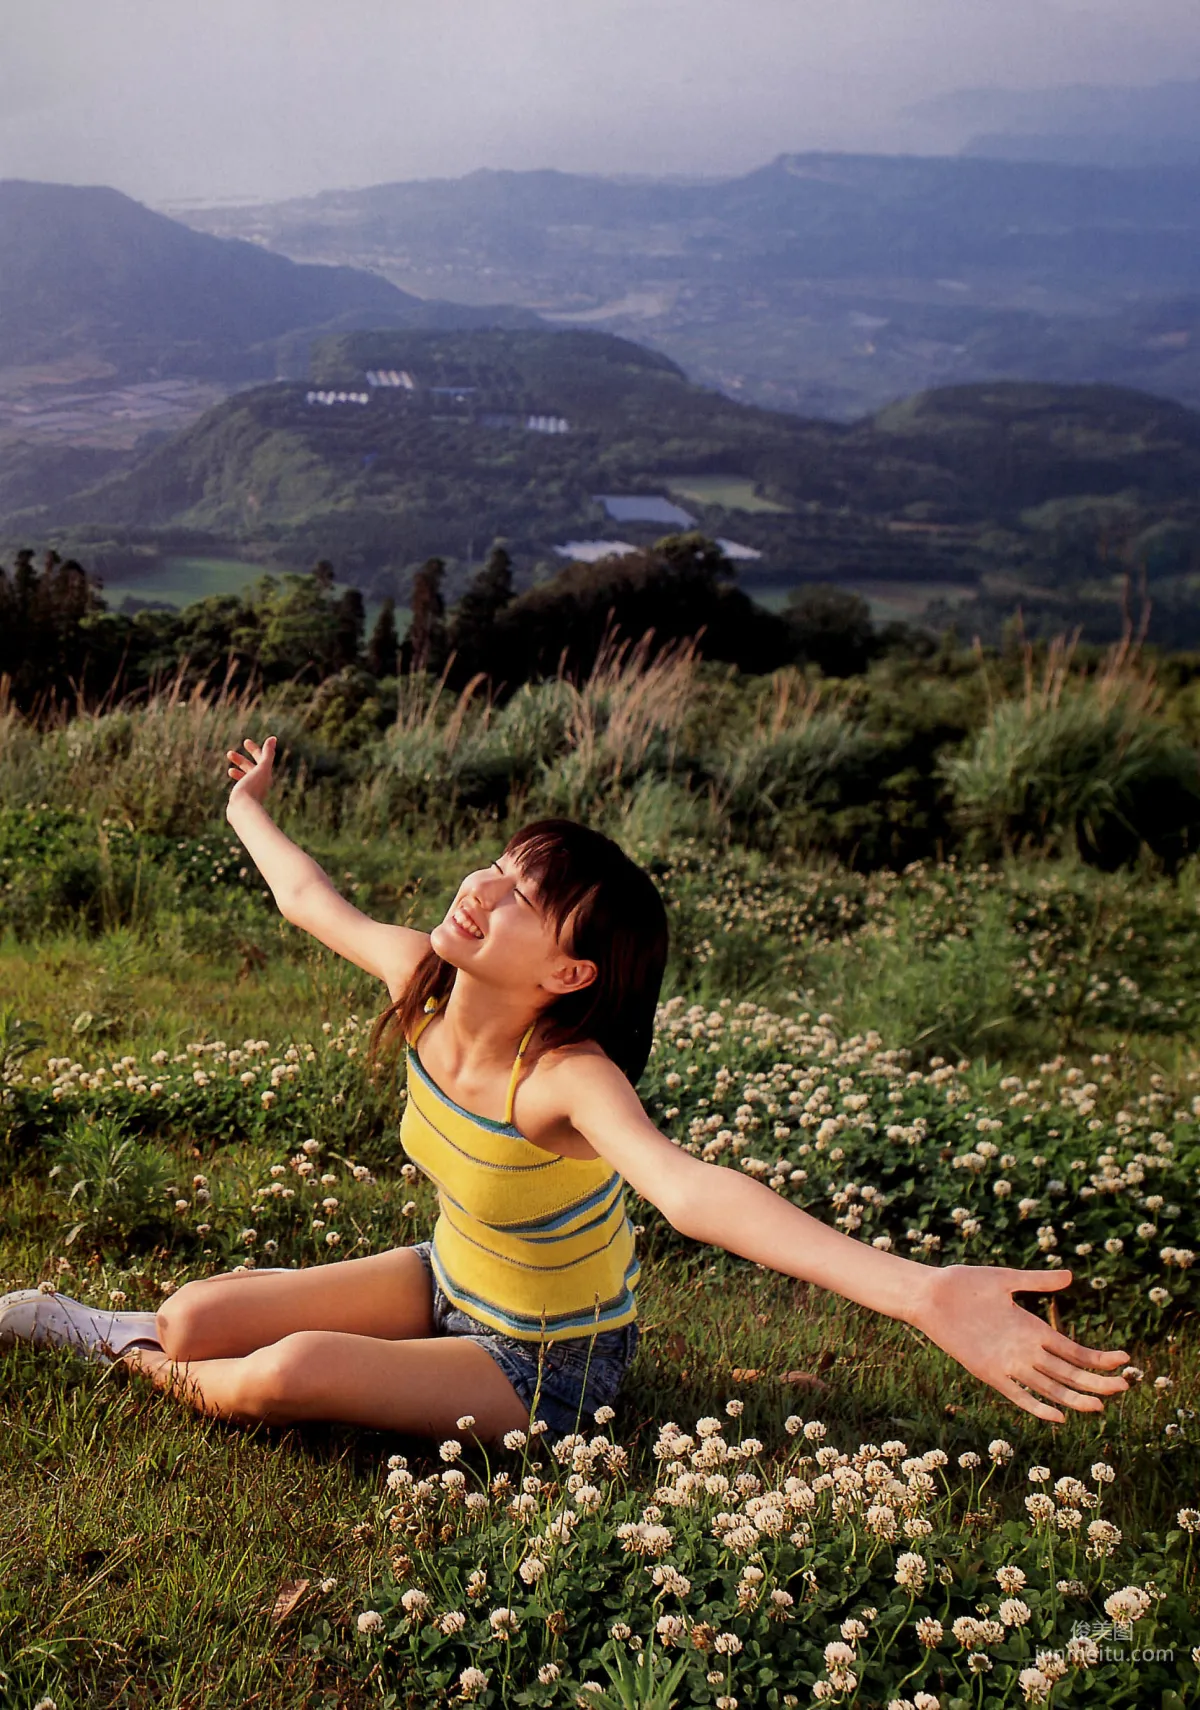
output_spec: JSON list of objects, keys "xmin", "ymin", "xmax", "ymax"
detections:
[
  {"xmin": 748, "ymin": 581, "xmax": 979, "ymax": 624},
  {"xmin": 664, "ymin": 475, "xmax": 792, "ymax": 515},
  {"xmin": 1, "ymin": 652, "xmax": 1199, "ymax": 1709},
  {"xmin": 98, "ymin": 555, "xmax": 275, "ymax": 611}
]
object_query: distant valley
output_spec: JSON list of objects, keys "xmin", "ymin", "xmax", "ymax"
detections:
[
  {"xmin": 3, "ymin": 175, "xmax": 1200, "ymax": 650},
  {"xmin": 7, "ymin": 328, "xmax": 1198, "ymax": 649},
  {"xmin": 174, "ymin": 152, "xmax": 1200, "ymax": 422}
]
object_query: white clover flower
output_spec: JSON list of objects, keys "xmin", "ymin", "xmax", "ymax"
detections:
[
  {"xmin": 1027, "ymin": 1464, "xmax": 1050, "ymax": 1483},
  {"xmin": 489, "ymin": 1607, "xmax": 520, "ymax": 1637},
  {"xmin": 1178, "ymin": 1508, "xmax": 1200, "ymax": 1532},
  {"xmin": 457, "ymin": 1667, "xmax": 488, "ymax": 1699},
  {"xmin": 803, "ymin": 1420, "xmax": 827, "ymax": 1441},
  {"xmin": 655, "ymin": 1613, "xmax": 687, "ymax": 1646},
  {"xmin": 915, "ymin": 1616, "xmax": 943, "ymax": 1647},
  {"xmin": 503, "ymin": 1429, "xmax": 527, "ymax": 1450},
  {"xmin": 1000, "ymin": 1599, "xmax": 1031, "ymax": 1627},
  {"xmin": 440, "ymin": 1439, "xmax": 463, "ymax": 1463},
  {"xmin": 995, "ymin": 1565, "xmax": 1027, "ymax": 1593},
  {"xmin": 356, "ymin": 1610, "xmax": 384, "ymax": 1635},
  {"xmin": 714, "ymin": 1631, "xmax": 743, "ymax": 1655},
  {"xmin": 988, "ymin": 1439, "xmax": 1014, "ymax": 1463},
  {"xmin": 895, "ymin": 1553, "xmax": 928, "ymax": 1591},
  {"xmin": 437, "ymin": 1610, "xmax": 467, "ymax": 1635},
  {"xmin": 593, "ymin": 1405, "xmax": 615, "ymax": 1424},
  {"xmin": 1103, "ymin": 1586, "xmax": 1152, "ymax": 1625},
  {"xmin": 1091, "ymin": 1461, "xmax": 1115, "ymax": 1483},
  {"xmin": 725, "ymin": 1399, "xmax": 744, "ymax": 1418},
  {"xmin": 1018, "ymin": 1668, "xmax": 1052, "ymax": 1704}
]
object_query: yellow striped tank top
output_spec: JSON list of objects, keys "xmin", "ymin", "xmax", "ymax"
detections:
[{"xmin": 399, "ymin": 998, "xmax": 639, "ymax": 1342}]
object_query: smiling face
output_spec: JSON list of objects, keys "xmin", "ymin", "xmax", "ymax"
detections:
[{"xmin": 429, "ymin": 852, "xmax": 597, "ymax": 1000}]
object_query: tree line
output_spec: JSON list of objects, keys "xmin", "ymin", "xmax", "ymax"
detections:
[{"xmin": 0, "ymin": 534, "xmax": 923, "ymax": 718}]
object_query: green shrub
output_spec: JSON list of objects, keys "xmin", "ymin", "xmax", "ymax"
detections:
[
  {"xmin": 942, "ymin": 687, "xmax": 1200, "ymax": 869},
  {"xmin": 47, "ymin": 1114, "xmax": 177, "ymax": 1247}
]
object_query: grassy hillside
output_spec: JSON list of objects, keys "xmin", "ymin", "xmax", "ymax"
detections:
[{"xmin": 0, "ymin": 661, "xmax": 1198, "ymax": 1706}]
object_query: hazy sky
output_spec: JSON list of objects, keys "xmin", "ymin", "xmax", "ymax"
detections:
[{"xmin": 2, "ymin": 0, "xmax": 1199, "ymax": 205}]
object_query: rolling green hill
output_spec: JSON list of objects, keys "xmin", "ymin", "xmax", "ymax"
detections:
[{"xmin": 18, "ymin": 331, "xmax": 1200, "ymax": 635}]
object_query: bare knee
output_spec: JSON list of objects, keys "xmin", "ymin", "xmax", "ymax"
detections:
[
  {"xmin": 156, "ymin": 1277, "xmax": 233, "ymax": 1361},
  {"xmin": 233, "ymin": 1332, "xmax": 328, "ymax": 1423}
]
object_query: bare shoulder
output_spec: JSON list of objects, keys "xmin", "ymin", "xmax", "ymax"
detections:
[
  {"xmin": 515, "ymin": 1038, "xmax": 641, "ymax": 1160},
  {"xmin": 527, "ymin": 1038, "xmax": 641, "ymax": 1116}
]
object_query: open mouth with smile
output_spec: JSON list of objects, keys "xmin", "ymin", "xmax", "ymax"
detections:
[{"xmin": 448, "ymin": 902, "xmax": 485, "ymax": 939}]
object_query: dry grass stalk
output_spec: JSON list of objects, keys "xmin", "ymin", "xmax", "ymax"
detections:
[{"xmin": 563, "ymin": 630, "xmax": 699, "ymax": 785}]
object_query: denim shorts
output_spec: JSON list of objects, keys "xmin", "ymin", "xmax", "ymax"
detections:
[{"xmin": 409, "ymin": 1241, "xmax": 640, "ymax": 1437}]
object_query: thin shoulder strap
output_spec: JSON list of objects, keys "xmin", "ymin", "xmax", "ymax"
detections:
[
  {"xmin": 409, "ymin": 994, "xmax": 444, "ymax": 1049},
  {"xmin": 504, "ymin": 1021, "xmax": 538, "ymax": 1126}
]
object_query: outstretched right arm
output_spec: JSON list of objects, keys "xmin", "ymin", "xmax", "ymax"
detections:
[{"xmin": 225, "ymin": 736, "xmax": 429, "ymax": 1000}]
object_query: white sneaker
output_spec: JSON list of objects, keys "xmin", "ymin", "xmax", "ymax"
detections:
[{"xmin": 0, "ymin": 1289, "xmax": 163, "ymax": 1363}]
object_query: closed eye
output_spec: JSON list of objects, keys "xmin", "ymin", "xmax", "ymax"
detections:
[{"xmin": 493, "ymin": 858, "xmax": 533, "ymax": 907}]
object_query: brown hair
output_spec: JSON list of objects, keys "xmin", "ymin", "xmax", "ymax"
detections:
[{"xmin": 372, "ymin": 818, "xmax": 669, "ymax": 1084}]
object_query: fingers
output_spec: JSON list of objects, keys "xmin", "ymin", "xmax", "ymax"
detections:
[
  {"xmin": 1031, "ymin": 1350, "xmax": 1129, "ymax": 1399},
  {"xmin": 1044, "ymin": 1331, "xmax": 1129, "ymax": 1370},
  {"xmin": 1021, "ymin": 1366, "xmax": 1108, "ymax": 1414},
  {"xmin": 226, "ymin": 738, "xmax": 276, "ymax": 776},
  {"xmin": 993, "ymin": 1372, "xmax": 1066, "ymax": 1425},
  {"xmin": 1006, "ymin": 1267, "xmax": 1073, "ymax": 1291}
]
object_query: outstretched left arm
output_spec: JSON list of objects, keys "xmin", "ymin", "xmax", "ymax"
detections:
[{"xmin": 562, "ymin": 1055, "xmax": 1129, "ymax": 1424}]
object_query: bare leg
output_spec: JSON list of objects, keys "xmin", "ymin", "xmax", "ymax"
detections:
[
  {"xmin": 125, "ymin": 1329, "xmax": 531, "ymax": 1441},
  {"xmin": 156, "ymin": 1247, "xmax": 435, "ymax": 1362}
]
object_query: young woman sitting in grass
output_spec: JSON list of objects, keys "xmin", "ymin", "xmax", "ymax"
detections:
[{"xmin": 2, "ymin": 736, "xmax": 1132, "ymax": 1443}]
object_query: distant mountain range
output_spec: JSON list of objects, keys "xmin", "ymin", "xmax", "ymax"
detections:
[
  {"xmin": 909, "ymin": 80, "xmax": 1200, "ymax": 169},
  {"xmin": 172, "ymin": 152, "xmax": 1200, "ymax": 421},
  {"xmin": 0, "ymin": 180, "xmax": 539, "ymax": 383}
]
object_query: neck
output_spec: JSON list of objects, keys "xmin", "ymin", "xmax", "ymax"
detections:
[{"xmin": 436, "ymin": 972, "xmax": 545, "ymax": 1071}]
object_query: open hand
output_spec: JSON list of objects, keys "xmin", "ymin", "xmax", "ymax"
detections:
[
  {"xmin": 915, "ymin": 1264, "xmax": 1129, "ymax": 1423},
  {"xmin": 226, "ymin": 735, "xmax": 277, "ymax": 807}
]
